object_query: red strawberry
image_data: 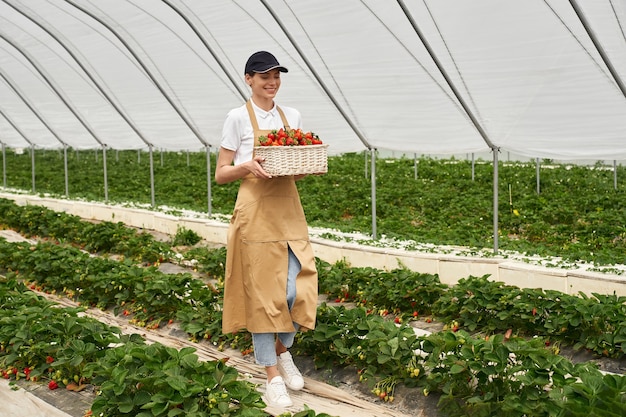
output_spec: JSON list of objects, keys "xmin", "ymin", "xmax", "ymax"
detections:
[{"xmin": 48, "ymin": 380, "xmax": 59, "ymax": 390}]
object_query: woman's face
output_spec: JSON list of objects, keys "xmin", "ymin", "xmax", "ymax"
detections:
[{"xmin": 246, "ymin": 69, "xmax": 282, "ymax": 101}]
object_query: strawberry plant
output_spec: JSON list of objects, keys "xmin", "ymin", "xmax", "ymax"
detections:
[
  {"xmin": 295, "ymin": 304, "xmax": 422, "ymax": 393},
  {"xmin": 181, "ymin": 246, "xmax": 227, "ymax": 278},
  {"xmin": 5, "ymin": 151, "xmax": 626, "ymax": 270},
  {"xmin": 0, "ymin": 278, "xmax": 124, "ymax": 387},
  {"xmin": 431, "ymin": 275, "xmax": 626, "ymax": 358},
  {"xmin": 316, "ymin": 259, "xmax": 445, "ymax": 316},
  {"xmin": 171, "ymin": 226, "xmax": 202, "ymax": 247},
  {"xmin": 3, "ymin": 199, "xmax": 626, "ymax": 415},
  {"xmin": 1, "ymin": 278, "xmax": 327, "ymax": 416},
  {"xmin": 0, "ymin": 198, "xmax": 171, "ymax": 263},
  {"xmin": 86, "ymin": 342, "xmax": 266, "ymax": 416}
]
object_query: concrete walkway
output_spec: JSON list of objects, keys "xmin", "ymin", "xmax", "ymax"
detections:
[{"xmin": 0, "ymin": 380, "xmax": 73, "ymax": 417}]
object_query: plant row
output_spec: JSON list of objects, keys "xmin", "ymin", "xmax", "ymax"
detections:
[
  {"xmin": 317, "ymin": 260, "xmax": 626, "ymax": 359},
  {"xmin": 0, "ymin": 278, "xmax": 305, "ymax": 417},
  {"xmin": 0, "ymin": 197, "xmax": 171, "ymax": 263},
  {"xmin": 0, "ymin": 236, "xmax": 624, "ymax": 415},
  {"xmin": 296, "ymin": 304, "xmax": 626, "ymax": 416},
  {"xmin": 1, "ymin": 244, "xmax": 625, "ymax": 416},
  {"xmin": 4, "ymin": 149, "xmax": 626, "ymax": 268},
  {"xmin": 1, "ymin": 200, "xmax": 626, "ymax": 414},
  {"xmin": 2, "ymin": 197, "xmax": 625, "ymax": 361}
]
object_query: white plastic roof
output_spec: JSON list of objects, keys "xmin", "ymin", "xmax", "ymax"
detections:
[{"xmin": 0, "ymin": 0, "xmax": 625, "ymax": 160}]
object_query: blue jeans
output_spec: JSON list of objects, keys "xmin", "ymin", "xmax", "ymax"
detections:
[{"xmin": 252, "ymin": 246, "xmax": 301, "ymax": 366}]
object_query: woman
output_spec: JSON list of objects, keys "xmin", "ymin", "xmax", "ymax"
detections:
[{"xmin": 215, "ymin": 51, "xmax": 318, "ymax": 409}]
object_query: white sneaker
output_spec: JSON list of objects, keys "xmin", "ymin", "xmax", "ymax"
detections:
[
  {"xmin": 264, "ymin": 376, "xmax": 293, "ymax": 408},
  {"xmin": 277, "ymin": 351, "xmax": 305, "ymax": 391}
]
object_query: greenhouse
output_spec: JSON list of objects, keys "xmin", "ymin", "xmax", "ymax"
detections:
[{"xmin": 1, "ymin": 1, "xmax": 626, "ymax": 416}]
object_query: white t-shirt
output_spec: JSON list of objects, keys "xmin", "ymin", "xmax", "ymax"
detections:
[{"xmin": 220, "ymin": 99, "xmax": 302, "ymax": 166}]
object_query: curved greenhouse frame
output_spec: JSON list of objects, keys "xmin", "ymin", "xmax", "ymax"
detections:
[{"xmin": 1, "ymin": 0, "xmax": 625, "ymax": 249}]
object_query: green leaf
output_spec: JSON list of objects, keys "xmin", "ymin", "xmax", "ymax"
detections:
[{"xmin": 450, "ymin": 364, "xmax": 466, "ymax": 374}]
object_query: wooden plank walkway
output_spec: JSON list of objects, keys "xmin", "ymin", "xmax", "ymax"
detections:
[
  {"xmin": 0, "ymin": 229, "xmax": 420, "ymax": 417},
  {"xmin": 53, "ymin": 296, "xmax": 412, "ymax": 417}
]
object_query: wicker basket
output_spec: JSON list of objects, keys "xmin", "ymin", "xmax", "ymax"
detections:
[{"xmin": 254, "ymin": 144, "xmax": 328, "ymax": 176}]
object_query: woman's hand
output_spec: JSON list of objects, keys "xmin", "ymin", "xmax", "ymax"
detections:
[
  {"xmin": 247, "ymin": 156, "xmax": 272, "ymax": 179},
  {"xmin": 216, "ymin": 148, "xmax": 273, "ymax": 184}
]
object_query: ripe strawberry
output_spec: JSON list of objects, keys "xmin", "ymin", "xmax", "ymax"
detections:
[
  {"xmin": 48, "ymin": 380, "xmax": 59, "ymax": 390},
  {"xmin": 258, "ymin": 136, "xmax": 272, "ymax": 146}
]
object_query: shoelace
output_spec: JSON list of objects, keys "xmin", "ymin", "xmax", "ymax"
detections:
[
  {"xmin": 269, "ymin": 379, "xmax": 289, "ymax": 397},
  {"xmin": 280, "ymin": 356, "xmax": 301, "ymax": 377}
]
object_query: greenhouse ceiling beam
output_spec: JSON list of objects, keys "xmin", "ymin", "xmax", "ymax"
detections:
[
  {"xmin": 569, "ymin": 0, "xmax": 626, "ymax": 100},
  {"xmin": 260, "ymin": 0, "xmax": 380, "ymax": 239},
  {"xmin": 396, "ymin": 0, "xmax": 496, "ymax": 151},
  {"xmin": 397, "ymin": 0, "xmax": 501, "ymax": 253},
  {"xmin": 161, "ymin": 0, "xmax": 247, "ymax": 101},
  {"xmin": 0, "ymin": 70, "xmax": 72, "ymax": 197},
  {"xmin": 0, "ymin": 106, "xmax": 41, "ymax": 194},
  {"xmin": 0, "ymin": 29, "xmax": 107, "ymax": 200},
  {"xmin": 63, "ymin": 0, "xmax": 209, "ymax": 148},
  {"xmin": 0, "ymin": 108, "xmax": 33, "ymax": 152},
  {"xmin": 0, "ymin": 68, "xmax": 68, "ymax": 149},
  {"xmin": 260, "ymin": 0, "xmax": 373, "ymax": 150},
  {"xmin": 160, "ymin": 0, "xmax": 248, "ymax": 216},
  {"xmin": 0, "ymin": 31, "xmax": 103, "ymax": 149},
  {"xmin": 3, "ymin": 0, "xmax": 155, "ymax": 149}
]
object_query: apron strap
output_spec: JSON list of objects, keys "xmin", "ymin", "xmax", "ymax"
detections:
[
  {"xmin": 245, "ymin": 99, "xmax": 292, "ymax": 141},
  {"xmin": 245, "ymin": 100, "xmax": 261, "ymax": 133},
  {"xmin": 276, "ymin": 107, "xmax": 291, "ymax": 131}
]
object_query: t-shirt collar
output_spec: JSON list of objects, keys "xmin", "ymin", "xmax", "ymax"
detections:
[{"xmin": 250, "ymin": 99, "xmax": 277, "ymax": 119}]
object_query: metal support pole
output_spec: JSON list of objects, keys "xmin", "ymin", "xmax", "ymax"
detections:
[
  {"xmin": 493, "ymin": 149, "xmax": 499, "ymax": 254},
  {"xmin": 413, "ymin": 153, "xmax": 418, "ymax": 180},
  {"xmin": 63, "ymin": 145, "xmax": 69, "ymax": 197},
  {"xmin": 206, "ymin": 146, "xmax": 212, "ymax": 216},
  {"xmin": 2, "ymin": 143, "xmax": 6, "ymax": 188},
  {"xmin": 371, "ymin": 148, "xmax": 377, "ymax": 240},
  {"xmin": 614, "ymin": 160, "xmax": 618, "ymax": 190},
  {"xmin": 149, "ymin": 146, "xmax": 155, "ymax": 207},
  {"xmin": 103, "ymin": 145, "xmax": 109, "ymax": 202},
  {"xmin": 471, "ymin": 153, "xmax": 475, "ymax": 181},
  {"xmin": 536, "ymin": 158, "xmax": 541, "ymax": 194},
  {"xmin": 30, "ymin": 145, "xmax": 35, "ymax": 193}
]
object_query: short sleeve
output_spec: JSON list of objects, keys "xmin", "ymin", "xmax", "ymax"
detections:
[{"xmin": 220, "ymin": 108, "xmax": 242, "ymax": 152}]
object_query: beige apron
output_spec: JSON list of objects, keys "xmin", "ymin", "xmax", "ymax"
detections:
[{"xmin": 221, "ymin": 100, "xmax": 318, "ymax": 334}]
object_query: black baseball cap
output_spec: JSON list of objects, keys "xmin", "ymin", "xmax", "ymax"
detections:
[{"xmin": 244, "ymin": 51, "xmax": 288, "ymax": 75}]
